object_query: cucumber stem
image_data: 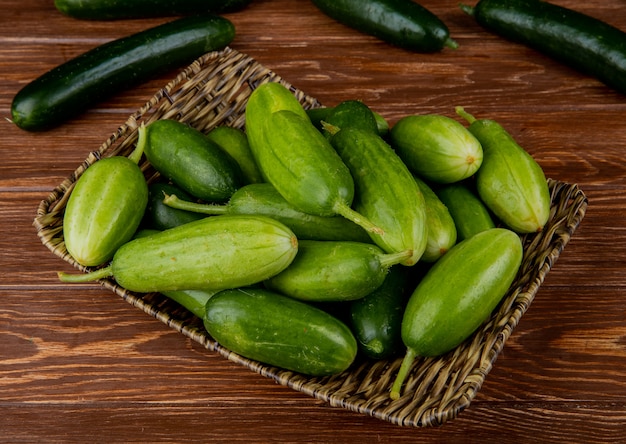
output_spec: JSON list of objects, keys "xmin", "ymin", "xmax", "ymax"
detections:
[
  {"xmin": 130, "ymin": 123, "xmax": 147, "ymax": 164},
  {"xmin": 163, "ymin": 193, "xmax": 228, "ymax": 215},
  {"xmin": 58, "ymin": 265, "xmax": 114, "ymax": 283},
  {"xmin": 459, "ymin": 4, "xmax": 475, "ymax": 17},
  {"xmin": 334, "ymin": 202, "xmax": 384, "ymax": 235},
  {"xmin": 320, "ymin": 120, "xmax": 341, "ymax": 136},
  {"xmin": 444, "ymin": 37, "xmax": 459, "ymax": 50},
  {"xmin": 455, "ymin": 106, "xmax": 477, "ymax": 124},
  {"xmin": 390, "ymin": 347, "xmax": 417, "ymax": 400},
  {"xmin": 379, "ymin": 250, "xmax": 414, "ymax": 268}
]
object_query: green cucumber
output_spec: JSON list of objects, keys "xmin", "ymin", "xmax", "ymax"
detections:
[
  {"xmin": 461, "ymin": 0, "xmax": 626, "ymax": 95},
  {"xmin": 321, "ymin": 100, "xmax": 379, "ymax": 137},
  {"xmin": 142, "ymin": 182, "xmax": 206, "ymax": 231},
  {"xmin": 55, "ymin": 0, "xmax": 252, "ymax": 20},
  {"xmin": 58, "ymin": 215, "xmax": 298, "ymax": 293},
  {"xmin": 327, "ymin": 126, "xmax": 428, "ymax": 266},
  {"xmin": 436, "ymin": 182, "xmax": 496, "ymax": 241},
  {"xmin": 412, "ymin": 175, "xmax": 457, "ymax": 263},
  {"xmin": 348, "ymin": 266, "xmax": 411, "ymax": 360},
  {"xmin": 63, "ymin": 143, "xmax": 148, "ymax": 267},
  {"xmin": 456, "ymin": 107, "xmax": 550, "ymax": 234},
  {"xmin": 140, "ymin": 119, "xmax": 242, "ymax": 203},
  {"xmin": 203, "ymin": 287, "xmax": 358, "ymax": 376},
  {"xmin": 310, "ymin": 0, "xmax": 457, "ymax": 52},
  {"xmin": 245, "ymin": 83, "xmax": 381, "ymax": 234},
  {"xmin": 206, "ymin": 126, "xmax": 264, "ymax": 185},
  {"xmin": 162, "ymin": 289, "xmax": 218, "ymax": 319},
  {"xmin": 11, "ymin": 15, "xmax": 235, "ymax": 131},
  {"xmin": 390, "ymin": 114, "xmax": 483, "ymax": 184},
  {"xmin": 264, "ymin": 240, "xmax": 412, "ymax": 302},
  {"xmin": 163, "ymin": 183, "xmax": 372, "ymax": 242},
  {"xmin": 390, "ymin": 228, "xmax": 523, "ymax": 399},
  {"xmin": 307, "ymin": 106, "xmax": 390, "ymax": 136}
]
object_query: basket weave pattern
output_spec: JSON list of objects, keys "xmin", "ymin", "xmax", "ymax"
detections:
[{"xmin": 33, "ymin": 47, "xmax": 588, "ymax": 427}]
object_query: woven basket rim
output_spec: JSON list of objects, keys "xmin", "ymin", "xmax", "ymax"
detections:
[{"xmin": 33, "ymin": 47, "xmax": 588, "ymax": 428}]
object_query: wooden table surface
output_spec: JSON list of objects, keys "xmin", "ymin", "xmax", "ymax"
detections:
[{"xmin": 2, "ymin": 0, "xmax": 625, "ymax": 442}]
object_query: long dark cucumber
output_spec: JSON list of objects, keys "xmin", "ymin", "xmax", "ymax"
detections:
[
  {"xmin": 311, "ymin": 0, "xmax": 457, "ymax": 52},
  {"xmin": 461, "ymin": 0, "xmax": 626, "ymax": 95},
  {"xmin": 11, "ymin": 15, "xmax": 235, "ymax": 131},
  {"xmin": 54, "ymin": 0, "xmax": 252, "ymax": 20}
]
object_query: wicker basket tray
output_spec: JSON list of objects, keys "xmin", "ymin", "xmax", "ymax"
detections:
[{"xmin": 33, "ymin": 47, "xmax": 587, "ymax": 427}]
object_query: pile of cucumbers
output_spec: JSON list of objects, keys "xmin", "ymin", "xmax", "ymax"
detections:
[{"xmin": 58, "ymin": 82, "xmax": 551, "ymax": 399}]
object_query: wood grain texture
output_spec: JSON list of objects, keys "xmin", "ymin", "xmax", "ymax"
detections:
[{"xmin": 2, "ymin": 0, "xmax": 626, "ymax": 442}]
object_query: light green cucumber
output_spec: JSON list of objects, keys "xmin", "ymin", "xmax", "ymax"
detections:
[
  {"xmin": 63, "ymin": 143, "xmax": 148, "ymax": 267},
  {"xmin": 436, "ymin": 182, "xmax": 496, "ymax": 241},
  {"xmin": 162, "ymin": 289, "xmax": 218, "ymax": 319},
  {"xmin": 390, "ymin": 228, "xmax": 523, "ymax": 400},
  {"xmin": 203, "ymin": 287, "xmax": 358, "ymax": 376},
  {"xmin": 264, "ymin": 240, "xmax": 413, "ymax": 302},
  {"xmin": 390, "ymin": 114, "xmax": 483, "ymax": 183},
  {"xmin": 206, "ymin": 126, "xmax": 264, "ymax": 184},
  {"xmin": 456, "ymin": 107, "xmax": 551, "ymax": 233},
  {"xmin": 412, "ymin": 175, "xmax": 457, "ymax": 262},
  {"xmin": 58, "ymin": 215, "xmax": 298, "ymax": 293},
  {"xmin": 163, "ymin": 183, "xmax": 371, "ymax": 242}
]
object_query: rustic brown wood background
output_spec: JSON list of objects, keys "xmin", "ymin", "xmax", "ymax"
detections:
[{"xmin": 2, "ymin": 0, "xmax": 625, "ymax": 442}]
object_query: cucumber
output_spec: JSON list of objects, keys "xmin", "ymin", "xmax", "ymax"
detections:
[
  {"xmin": 436, "ymin": 182, "xmax": 496, "ymax": 241},
  {"xmin": 142, "ymin": 182, "xmax": 206, "ymax": 231},
  {"xmin": 461, "ymin": 0, "xmax": 626, "ymax": 95},
  {"xmin": 206, "ymin": 126, "xmax": 264, "ymax": 185},
  {"xmin": 57, "ymin": 215, "xmax": 298, "ymax": 293},
  {"xmin": 163, "ymin": 183, "xmax": 372, "ymax": 242},
  {"xmin": 456, "ymin": 107, "xmax": 550, "ymax": 234},
  {"xmin": 307, "ymin": 106, "xmax": 390, "ymax": 136},
  {"xmin": 162, "ymin": 289, "xmax": 218, "ymax": 319},
  {"xmin": 412, "ymin": 175, "xmax": 457, "ymax": 263},
  {"xmin": 348, "ymin": 266, "xmax": 411, "ymax": 360},
  {"xmin": 245, "ymin": 83, "xmax": 381, "ymax": 234},
  {"xmin": 63, "ymin": 143, "xmax": 148, "ymax": 267},
  {"xmin": 320, "ymin": 100, "xmax": 379, "ymax": 137},
  {"xmin": 311, "ymin": 0, "xmax": 457, "ymax": 52},
  {"xmin": 390, "ymin": 228, "xmax": 523, "ymax": 399},
  {"xmin": 55, "ymin": 0, "xmax": 252, "ymax": 20},
  {"xmin": 264, "ymin": 240, "xmax": 413, "ymax": 302},
  {"xmin": 203, "ymin": 287, "xmax": 358, "ymax": 376},
  {"xmin": 11, "ymin": 15, "xmax": 235, "ymax": 131},
  {"xmin": 390, "ymin": 113, "xmax": 483, "ymax": 184},
  {"xmin": 327, "ymin": 126, "xmax": 428, "ymax": 266},
  {"xmin": 139, "ymin": 119, "xmax": 242, "ymax": 202}
]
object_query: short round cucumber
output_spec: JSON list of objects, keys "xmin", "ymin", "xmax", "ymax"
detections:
[
  {"xmin": 203, "ymin": 287, "xmax": 358, "ymax": 376},
  {"xmin": 140, "ymin": 119, "xmax": 243, "ymax": 203},
  {"xmin": 311, "ymin": 0, "xmax": 457, "ymax": 52},
  {"xmin": 55, "ymin": 0, "xmax": 252, "ymax": 20},
  {"xmin": 142, "ymin": 182, "xmax": 206, "ymax": 231},
  {"xmin": 390, "ymin": 228, "xmax": 523, "ymax": 399},
  {"xmin": 58, "ymin": 215, "xmax": 299, "ymax": 293},
  {"xmin": 206, "ymin": 126, "xmax": 264, "ymax": 185},
  {"xmin": 63, "ymin": 143, "xmax": 148, "ymax": 267},
  {"xmin": 11, "ymin": 15, "xmax": 235, "ymax": 131},
  {"xmin": 264, "ymin": 240, "xmax": 413, "ymax": 302},
  {"xmin": 456, "ymin": 107, "xmax": 551, "ymax": 234},
  {"xmin": 412, "ymin": 175, "xmax": 457, "ymax": 263},
  {"xmin": 390, "ymin": 114, "xmax": 484, "ymax": 184},
  {"xmin": 163, "ymin": 183, "xmax": 372, "ymax": 243},
  {"xmin": 436, "ymin": 182, "xmax": 496, "ymax": 241},
  {"xmin": 328, "ymin": 126, "xmax": 428, "ymax": 265}
]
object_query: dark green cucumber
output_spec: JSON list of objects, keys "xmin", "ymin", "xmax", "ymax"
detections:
[
  {"xmin": 321, "ymin": 100, "xmax": 379, "ymax": 137},
  {"xmin": 436, "ymin": 182, "xmax": 496, "ymax": 241},
  {"xmin": 55, "ymin": 0, "xmax": 252, "ymax": 20},
  {"xmin": 328, "ymin": 126, "xmax": 428, "ymax": 266},
  {"xmin": 348, "ymin": 266, "xmax": 411, "ymax": 360},
  {"xmin": 390, "ymin": 228, "xmax": 523, "ymax": 399},
  {"xmin": 203, "ymin": 287, "xmax": 358, "ymax": 376},
  {"xmin": 206, "ymin": 126, "xmax": 264, "ymax": 185},
  {"xmin": 264, "ymin": 240, "xmax": 413, "ymax": 302},
  {"xmin": 311, "ymin": 0, "xmax": 457, "ymax": 52},
  {"xmin": 163, "ymin": 183, "xmax": 372, "ymax": 242},
  {"xmin": 11, "ymin": 15, "xmax": 235, "ymax": 131},
  {"xmin": 142, "ymin": 182, "xmax": 206, "ymax": 231},
  {"xmin": 63, "ymin": 143, "xmax": 148, "ymax": 267},
  {"xmin": 307, "ymin": 106, "xmax": 389, "ymax": 136},
  {"xmin": 57, "ymin": 215, "xmax": 298, "ymax": 293},
  {"xmin": 140, "ymin": 119, "xmax": 242, "ymax": 202},
  {"xmin": 245, "ymin": 82, "xmax": 381, "ymax": 234},
  {"xmin": 461, "ymin": 0, "xmax": 626, "ymax": 95}
]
